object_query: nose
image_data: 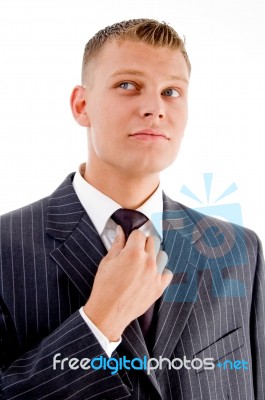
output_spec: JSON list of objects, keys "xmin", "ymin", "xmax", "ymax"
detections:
[
  {"xmin": 144, "ymin": 111, "xmax": 164, "ymax": 119},
  {"xmin": 140, "ymin": 92, "xmax": 165, "ymax": 120}
]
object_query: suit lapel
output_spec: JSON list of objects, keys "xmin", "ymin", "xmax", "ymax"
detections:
[
  {"xmin": 50, "ymin": 214, "xmax": 107, "ymax": 300},
  {"xmin": 118, "ymin": 320, "xmax": 162, "ymax": 396},
  {"xmin": 152, "ymin": 194, "xmax": 208, "ymax": 378},
  {"xmin": 46, "ymin": 173, "xmax": 107, "ymax": 300}
]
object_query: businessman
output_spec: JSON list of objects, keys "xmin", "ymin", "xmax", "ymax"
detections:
[{"xmin": 0, "ymin": 18, "xmax": 264, "ymax": 400}]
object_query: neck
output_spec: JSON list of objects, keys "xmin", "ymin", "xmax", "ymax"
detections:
[{"xmin": 83, "ymin": 163, "xmax": 160, "ymax": 209}]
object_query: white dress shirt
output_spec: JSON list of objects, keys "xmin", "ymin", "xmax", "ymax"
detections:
[{"xmin": 73, "ymin": 163, "xmax": 163, "ymax": 357}]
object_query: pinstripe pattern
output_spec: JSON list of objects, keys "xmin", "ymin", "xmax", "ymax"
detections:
[{"xmin": 0, "ymin": 172, "xmax": 264, "ymax": 399}]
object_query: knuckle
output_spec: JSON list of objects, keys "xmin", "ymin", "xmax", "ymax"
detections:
[
  {"xmin": 128, "ymin": 247, "xmax": 142, "ymax": 259},
  {"xmin": 145, "ymin": 254, "xmax": 156, "ymax": 269}
]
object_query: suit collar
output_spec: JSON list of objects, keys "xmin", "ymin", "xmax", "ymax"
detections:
[
  {"xmin": 46, "ymin": 175, "xmax": 202, "ymax": 244},
  {"xmin": 46, "ymin": 172, "xmax": 85, "ymax": 241},
  {"xmin": 161, "ymin": 192, "xmax": 202, "ymax": 244}
]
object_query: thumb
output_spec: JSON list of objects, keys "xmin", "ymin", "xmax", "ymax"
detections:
[{"xmin": 106, "ymin": 225, "xmax": 126, "ymax": 259}]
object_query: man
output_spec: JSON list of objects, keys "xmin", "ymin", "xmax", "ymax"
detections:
[{"xmin": 0, "ymin": 19, "xmax": 264, "ymax": 400}]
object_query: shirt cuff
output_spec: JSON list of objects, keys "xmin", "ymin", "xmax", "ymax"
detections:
[{"xmin": 79, "ymin": 307, "xmax": 122, "ymax": 358}]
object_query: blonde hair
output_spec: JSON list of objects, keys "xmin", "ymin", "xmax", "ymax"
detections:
[{"xmin": 81, "ymin": 19, "xmax": 191, "ymax": 84}]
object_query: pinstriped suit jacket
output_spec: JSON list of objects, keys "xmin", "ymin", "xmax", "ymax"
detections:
[{"xmin": 0, "ymin": 173, "xmax": 264, "ymax": 399}]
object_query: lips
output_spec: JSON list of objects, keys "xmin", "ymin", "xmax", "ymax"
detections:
[{"xmin": 129, "ymin": 128, "xmax": 169, "ymax": 140}]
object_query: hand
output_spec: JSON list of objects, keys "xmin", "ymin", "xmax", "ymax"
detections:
[{"xmin": 83, "ymin": 226, "xmax": 173, "ymax": 341}]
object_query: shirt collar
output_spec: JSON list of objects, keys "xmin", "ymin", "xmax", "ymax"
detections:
[{"xmin": 73, "ymin": 163, "xmax": 163, "ymax": 238}]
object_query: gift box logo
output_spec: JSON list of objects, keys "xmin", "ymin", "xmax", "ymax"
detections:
[
  {"xmin": 180, "ymin": 173, "xmax": 243, "ymax": 226},
  {"xmin": 152, "ymin": 173, "xmax": 246, "ymax": 301}
]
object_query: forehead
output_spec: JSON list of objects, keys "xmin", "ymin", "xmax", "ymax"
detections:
[{"xmin": 91, "ymin": 39, "xmax": 190, "ymax": 82}]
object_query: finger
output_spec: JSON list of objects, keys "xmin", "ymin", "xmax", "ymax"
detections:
[
  {"xmin": 153, "ymin": 236, "xmax": 161, "ymax": 256},
  {"xmin": 156, "ymin": 250, "xmax": 168, "ymax": 274},
  {"xmin": 126, "ymin": 229, "xmax": 147, "ymax": 249},
  {"xmin": 144, "ymin": 235, "xmax": 156, "ymax": 257},
  {"xmin": 160, "ymin": 268, "xmax": 173, "ymax": 290},
  {"xmin": 105, "ymin": 225, "xmax": 126, "ymax": 259}
]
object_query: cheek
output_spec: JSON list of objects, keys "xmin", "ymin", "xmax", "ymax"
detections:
[
  {"xmin": 172, "ymin": 105, "xmax": 188, "ymax": 132},
  {"xmin": 90, "ymin": 124, "xmax": 118, "ymax": 159},
  {"xmin": 183, "ymin": 107, "xmax": 189, "ymax": 128}
]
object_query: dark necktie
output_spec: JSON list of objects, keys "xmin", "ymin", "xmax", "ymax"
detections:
[
  {"xmin": 111, "ymin": 208, "xmax": 148, "ymax": 241},
  {"xmin": 111, "ymin": 208, "xmax": 155, "ymax": 339}
]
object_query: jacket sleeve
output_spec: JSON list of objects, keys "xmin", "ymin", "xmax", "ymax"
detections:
[
  {"xmin": 250, "ymin": 236, "xmax": 265, "ymax": 399},
  {"xmin": 0, "ymin": 309, "xmax": 132, "ymax": 400}
]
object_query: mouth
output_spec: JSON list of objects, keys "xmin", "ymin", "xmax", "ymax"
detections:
[{"xmin": 129, "ymin": 128, "xmax": 169, "ymax": 141}]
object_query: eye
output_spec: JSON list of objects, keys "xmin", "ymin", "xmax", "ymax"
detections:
[
  {"xmin": 118, "ymin": 82, "xmax": 136, "ymax": 90},
  {"xmin": 162, "ymin": 88, "xmax": 180, "ymax": 97}
]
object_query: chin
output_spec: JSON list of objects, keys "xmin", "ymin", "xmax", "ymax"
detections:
[
  {"xmin": 117, "ymin": 153, "xmax": 177, "ymax": 176},
  {"xmin": 130, "ymin": 161, "xmax": 174, "ymax": 176},
  {"xmin": 148, "ymin": 158, "xmax": 175, "ymax": 172}
]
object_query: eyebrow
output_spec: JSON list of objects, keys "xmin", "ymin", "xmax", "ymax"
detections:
[{"xmin": 111, "ymin": 69, "xmax": 189, "ymax": 84}]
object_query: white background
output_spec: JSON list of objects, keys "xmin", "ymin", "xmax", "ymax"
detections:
[{"xmin": 0, "ymin": 0, "xmax": 264, "ymax": 245}]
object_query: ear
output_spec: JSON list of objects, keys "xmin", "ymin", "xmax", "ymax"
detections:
[{"xmin": 70, "ymin": 85, "xmax": 90, "ymax": 127}]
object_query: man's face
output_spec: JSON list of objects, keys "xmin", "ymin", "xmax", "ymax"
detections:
[{"xmin": 83, "ymin": 39, "xmax": 189, "ymax": 178}]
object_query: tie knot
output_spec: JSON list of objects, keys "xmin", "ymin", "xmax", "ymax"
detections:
[{"xmin": 111, "ymin": 209, "xmax": 148, "ymax": 240}]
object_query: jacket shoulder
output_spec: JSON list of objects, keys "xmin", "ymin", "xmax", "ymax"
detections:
[
  {"xmin": 163, "ymin": 193, "xmax": 259, "ymax": 246},
  {"xmin": 0, "ymin": 196, "xmax": 50, "ymax": 240},
  {"xmin": 0, "ymin": 172, "xmax": 75, "ymax": 241},
  {"xmin": 184, "ymin": 202, "xmax": 257, "ymax": 241}
]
